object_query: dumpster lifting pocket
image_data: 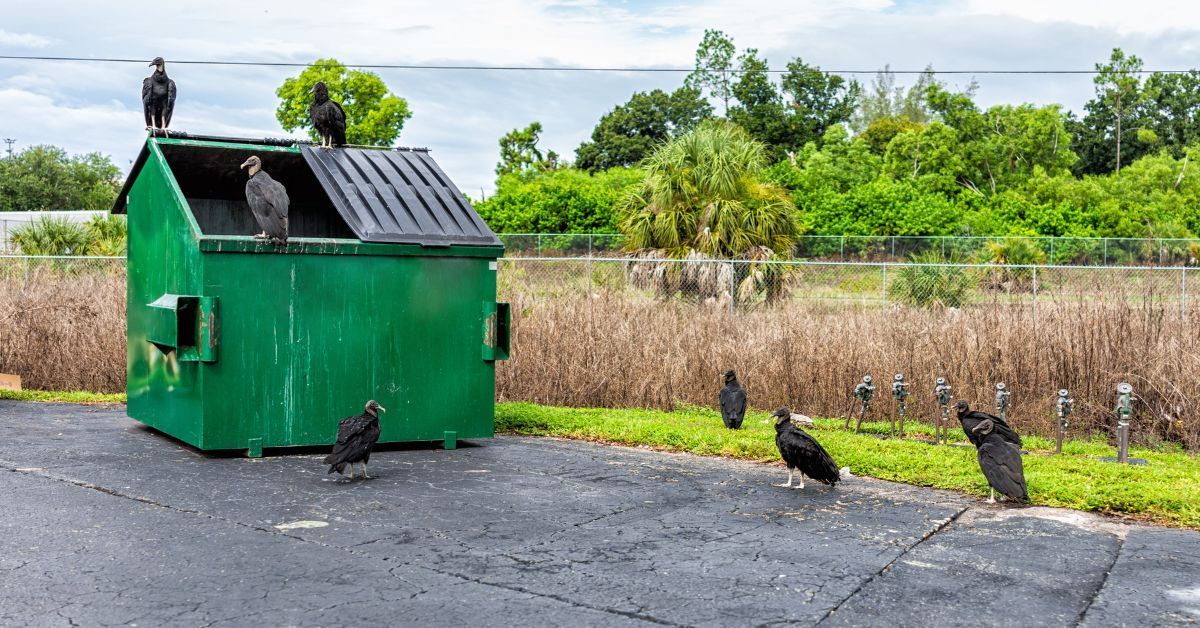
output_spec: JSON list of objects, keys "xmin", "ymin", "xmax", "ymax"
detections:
[
  {"xmin": 147, "ymin": 294, "xmax": 218, "ymax": 363},
  {"xmin": 482, "ymin": 302, "xmax": 510, "ymax": 361}
]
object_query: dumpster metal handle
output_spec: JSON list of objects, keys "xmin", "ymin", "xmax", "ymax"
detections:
[{"xmin": 482, "ymin": 302, "xmax": 510, "ymax": 362}]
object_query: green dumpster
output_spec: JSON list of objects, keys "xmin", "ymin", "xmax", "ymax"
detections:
[{"xmin": 112, "ymin": 134, "xmax": 509, "ymax": 456}]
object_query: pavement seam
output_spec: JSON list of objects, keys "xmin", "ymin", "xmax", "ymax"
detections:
[
  {"xmin": 812, "ymin": 504, "xmax": 972, "ymax": 626},
  {"xmin": 3, "ymin": 463, "xmax": 678, "ymax": 627},
  {"xmin": 1072, "ymin": 533, "xmax": 1126, "ymax": 627}
]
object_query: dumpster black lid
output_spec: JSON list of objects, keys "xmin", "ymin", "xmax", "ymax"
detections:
[{"xmin": 300, "ymin": 145, "xmax": 501, "ymax": 247}]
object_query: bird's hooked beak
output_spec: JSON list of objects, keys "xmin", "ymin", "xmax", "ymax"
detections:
[
  {"xmin": 239, "ymin": 159, "xmax": 251, "ymax": 169},
  {"xmin": 376, "ymin": 405, "xmax": 387, "ymax": 413}
]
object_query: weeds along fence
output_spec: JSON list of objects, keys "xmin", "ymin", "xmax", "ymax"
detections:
[
  {"xmin": 498, "ymin": 233, "xmax": 1200, "ymax": 266},
  {"xmin": 2, "ymin": 254, "xmax": 1198, "ymax": 450}
]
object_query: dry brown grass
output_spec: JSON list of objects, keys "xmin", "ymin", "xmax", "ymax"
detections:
[
  {"xmin": 497, "ymin": 291, "xmax": 1200, "ymax": 451},
  {"xmin": 3, "ymin": 264, "xmax": 1198, "ymax": 450},
  {"xmin": 0, "ymin": 268, "xmax": 125, "ymax": 393}
]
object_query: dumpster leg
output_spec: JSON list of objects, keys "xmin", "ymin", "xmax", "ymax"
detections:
[
  {"xmin": 443, "ymin": 431, "xmax": 457, "ymax": 450},
  {"xmin": 247, "ymin": 438, "xmax": 263, "ymax": 458}
]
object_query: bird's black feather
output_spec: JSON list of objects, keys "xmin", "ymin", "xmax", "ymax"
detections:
[
  {"xmin": 142, "ymin": 68, "xmax": 176, "ymax": 129},
  {"xmin": 324, "ymin": 411, "xmax": 381, "ymax": 474},
  {"xmin": 719, "ymin": 377, "xmax": 747, "ymax": 429},
  {"xmin": 977, "ymin": 435, "xmax": 1029, "ymax": 501},
  {"xmin": 958, "ymin": 409, "xmax": 1022, "ymax": 449},
  {"xmin": 775, "ymin": 420, "xmax": 840, "ymax": 486},
  {"xmin": 310, "ymin": 85, "xmax": 347, "ymax": 147},
  {"xmin": 244, "ymin": 170, "xmax": 289, "ymax": 244}
]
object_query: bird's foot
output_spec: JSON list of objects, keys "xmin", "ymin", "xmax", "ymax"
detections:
[
  {"xmin": 774, "ymin": 482, "xmax": 792, "ymax": 488},
  {"xmin": 792, "ymin": 484, "xmax": 805, "ymax": 490},
  {"xmin": 986, "ymin": 496, "xmax": 997, "ymax": 504},
  {"xmin": 253, "ymin": 232, "xmax": 269, "ymax": 240}
]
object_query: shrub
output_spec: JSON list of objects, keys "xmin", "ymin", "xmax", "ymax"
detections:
[
  {"xmin": 890, "ymin": 251, "xmax": 973, "ymax": 308},
  {"xmin": 10, "ymin": 216, "xmax": 92, "ymax": 255}
]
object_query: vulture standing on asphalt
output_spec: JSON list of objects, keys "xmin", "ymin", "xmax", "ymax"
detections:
[
  {"xmin": 771, "ymin": 407, "xmax": 840, "ymax": 489},
  {"xmin": 325, "ymin": 400, "xmax": 386, "ymax": 480},
  {"xmin": 956, "ymin": 401, "xmax": 1028, "ymax": 503},
  {"xmin": 142, "ymin": 57, "xmax": 177, "ymax": 133},
  {"xmin": 239, "ymin": 156, "xmax": 289, "ymax": 245},
  {"xmin": 309, "ymin": 81, "xmax": 346, "ymax": 148},
  {"xmin": 718, "ymin": 370, "xmax": 747, "ymax": 429}
]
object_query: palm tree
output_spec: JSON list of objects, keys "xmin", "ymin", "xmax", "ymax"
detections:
[{"xmin": 618, "ymin": 120, "xmax": 802, "ymax": 305}]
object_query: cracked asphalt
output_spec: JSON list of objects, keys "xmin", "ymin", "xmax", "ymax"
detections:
[{"xmin": 1, "ymin": 401, "xmax": 1198, "ymax": 627}]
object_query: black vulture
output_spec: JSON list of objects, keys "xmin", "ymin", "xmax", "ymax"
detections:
[
  {"xmin": 771, "ymin": 407, "xmax": 840, "ymax": 489},
  {"xmin": 309, "ymin": 81, "xmax": 346, "ymax": 148},
  {"xmin": 718, "ymin": 369, "xmax": 747, "ymax": 429},
  {"xmin": 956, "ymin": 401, "xmax": 1029, "ymax": 503},
  {"xmin": 239, "ymin": 156, "xmax": 289, "ymax": 245},
  {"xmin": 142, "ymin": 57, "xmax": 176, "ymax": 133},
  {"xmin": 955, "ymin": 400, "xmax": 1021, "ymax": 449},
  {"xmin": 324, "ymin": 400, "xmax": 386, "ymax": 480}
]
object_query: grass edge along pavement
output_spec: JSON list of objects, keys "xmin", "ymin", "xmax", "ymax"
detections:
[
  {"xmin": 495, "ymin": 402, "xmax": 1200, "ymax": 530},
  {"xmin": 5, "ymin": 390, "xmax": 1196, "ymax": 529}
]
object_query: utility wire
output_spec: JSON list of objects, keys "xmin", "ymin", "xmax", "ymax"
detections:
[{"xmin": 0, "ymin": 54, "xmax": 1195, "ymax": 75}]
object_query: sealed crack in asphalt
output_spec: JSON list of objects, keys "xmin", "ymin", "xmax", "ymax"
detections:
[
  {"xmin": 1073, "ymin": 534, "xmax": 1126, "ymax": 627},
  {"xmin": 812, "ymin": 505, "xmax": 972, "ymax": 626}
]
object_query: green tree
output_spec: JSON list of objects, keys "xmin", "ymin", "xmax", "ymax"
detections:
[
  {"xmin": 1093, "ymin": 48, "xmax": 1145, "ymax": 174},
  {"xmin": 728, "ymin": 48, "xmax": 799, "ymax": 160},
  {"xmin": 0, "ymin": 145, "xmax": 120, "ymax": 212},
  {"xmin": 685, "ymin": 29, "xmax": 737, "ymax": 115},
  {"xmin": 474, "ymin": 168, "xmax": 642, "ymax": 234},
  {"xmin": 1140, "ymin": 70, "xmax": 1200, "ymax": 157},
  {"xmin": 781, "ymin": 57, "xmax": 861, "ymax": 145},
  {"xmin": 275, "ymin": 58, "xmax": 412, "ymax": 146},
  {"xmin": 618, "ymin": 119, "xmax": 800, "ymax": 258},
  {"xmin": 851, "ymin": 65, "xmax": 939, "ymax": 132},
  {"xmin": 575, "ymin": 87, "xmax": 711, "ymax": 171},
  {"xmin": 496, "ymin": 122, "xmax": 559, "ymax": 177}
]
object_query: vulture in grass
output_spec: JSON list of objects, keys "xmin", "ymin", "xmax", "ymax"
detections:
[
  {"xmin": 142, "ymin": 57, "xmax": 176, "ymax": 133},
  {"xmin": 956, "ymin": 401, "xmax": 1028, "ymax": 503},
  {"xmin": 325, "ymin": 400, "xmax": 386, "ymax": 480},
  {"xmin": 771, "ymin": 407, "xmax": 840, "ymax": 489},
  {"xmin": 239, "ymin": 156, "xmax": 289, "ymax": 245},
  {"xmin": 718, "ymin": 370, "xmax": 747, "ymax": 429},
  {"xmin": 309, "ymin": 81, "xmax": 346, "ymax": 148}
]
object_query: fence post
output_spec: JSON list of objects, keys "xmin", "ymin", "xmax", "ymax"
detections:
[
  {"xmin": 941, "ymin": 236, "xmax": 946, "ymax": 259},
  {"xmin": 1182, "ymin": 266, "xmax": 1188, "ymax": 320},
  {"xmin": 1049, "ymin": 238, "xmax": 1055, "ymax": 264},
  {"xmin": 537, "ymin": 234, "xmax": 543, "ymax": 257},
  {"xmin": 729, "ymin": 261, "xmax": 736, "ymax": 315},
  {"xmin": 1032, "ymin": 266, "xmax": 1038, "ymax": 327},
  {"xmin": 881, "ymin": 264, "xmax": 888, "ymax": 308},
  {"xmin": 840, "ymin": 236, "xmax": 845, "ymax": 260},
  {"xmin": 22, "ymin": 256, "xmax": 29, "ymax": 290},
  {"xmin": 890, "ymin": 237, "xmax": 896, "ymax": 260},
  {"xmin": 1103, "ymin": 238, "xmax": 1108, "ymax": 265}
]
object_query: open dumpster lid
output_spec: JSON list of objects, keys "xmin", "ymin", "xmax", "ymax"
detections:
[
  {"xmin": 300, "ymin": 145, "xmax": 501, "ymax": 247},
  {"xmin": 112, "ymin": 133, "xmax": 502, "ymax": 248}
]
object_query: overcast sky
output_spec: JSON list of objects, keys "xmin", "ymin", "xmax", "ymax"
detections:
[{"xmin": 2, "ymin": 0, "xmax": 1200, "ymax": 196}]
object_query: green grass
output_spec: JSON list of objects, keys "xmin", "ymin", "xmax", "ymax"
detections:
[
  {"xmin": 496, "ymin": 402, "xmax": 1200, "ymax": 530},
  {"xmin": 0, "ymin": 389, "xmax": 125, "ymax": 403}
]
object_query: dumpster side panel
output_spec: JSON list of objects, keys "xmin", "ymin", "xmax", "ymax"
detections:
[
  {"xmin": 125, "ymin": 142, "xmax": 205, "ymax": 447},
  {"xmin": 198, "ymin": 252, "xmax": 497, "ymax": 449}
]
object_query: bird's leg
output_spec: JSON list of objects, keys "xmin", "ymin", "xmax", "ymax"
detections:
[
  {"xmin": 345, "ymin": 464, "xmax": 356, "ymax": 481},
  {"xmin": 361, "ymin": 462, "xmax": 370, "ymax": 479},
  {"xmin": 793, "ymin": 474, "xmax": 805, "ymax": 490},
  {"xmin": 775, "ymin": 468, "xmax": 794, "ymax": 488},
  {"xmin": 987, "ymin": 488, "xmax": 996, "ymax": 504}
]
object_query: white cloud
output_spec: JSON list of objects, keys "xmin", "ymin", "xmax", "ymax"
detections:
[
  {"xmin": 0, "ymin": 30, "xmax": 50, "ymax": 49},
  {"xmin": 3, "ymin": 0, "xmax": 1200, "ymax": 194}
]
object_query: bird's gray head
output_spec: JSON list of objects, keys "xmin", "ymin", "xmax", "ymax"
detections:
[
  {"xmin": 149, "ymin": 57, "xmax": 165, "ymax": 70},
  {"xmin": 724, "ymin": 370, "xmax": 736, "ymax": 384},
  {"xmin": 365, "ymin": 400, "xmax": 386, "ymax": 416},
  {"xmin": 310, "ymin": 81, "xmax": 330, "ymax": 100},
  {"xmin": 955, "ymin": 400, "xmax": 970, "ymax": 416},
  {"xmin": 239, "ymin": 155, "xmax": 262, "ymax": 176},
  {"xmin": 771, "ymin": 407, "xmax": 790, "ymax": 425}
]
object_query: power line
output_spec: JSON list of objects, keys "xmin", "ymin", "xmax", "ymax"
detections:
[{"xmin": 0, "ymin": 54, "xmax": 1195, "ymax": 75}]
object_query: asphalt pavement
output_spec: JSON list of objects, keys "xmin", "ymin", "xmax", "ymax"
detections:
[{"xmin": 0, "ymin": 400, "xmax": 1197, "ymax": 627}]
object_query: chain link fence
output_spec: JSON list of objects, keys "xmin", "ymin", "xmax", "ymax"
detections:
[
  {"xmin": 498, "ymin": 233, "xmax": 1200, "ymax": 266},
  {"xmin": 497, "ymin": 256, "xmax": 1197, "ymax": 316}
]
